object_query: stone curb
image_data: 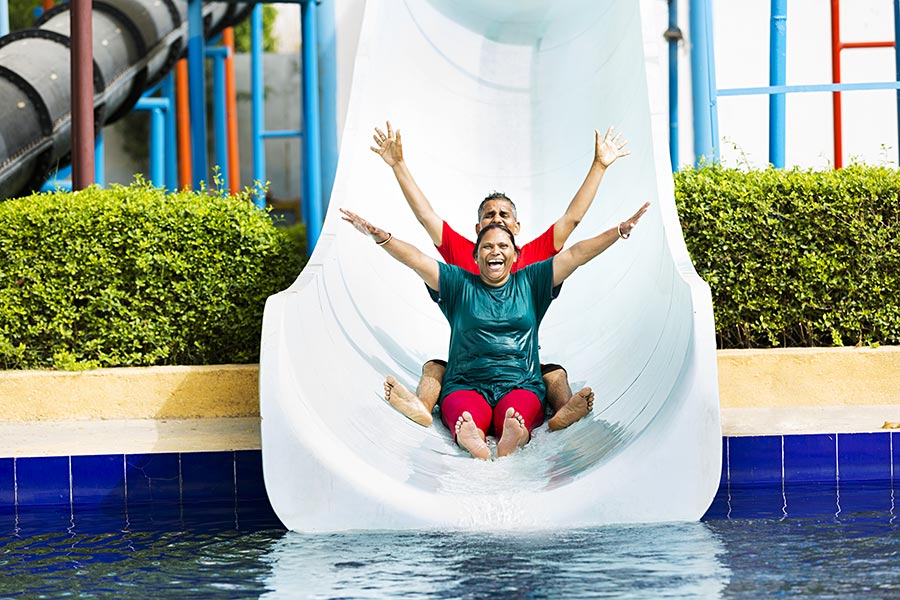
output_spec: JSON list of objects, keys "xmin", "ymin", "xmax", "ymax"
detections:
[{"xmin": 1, "ymin": 347, "xmax": 899, "ymax": 421}]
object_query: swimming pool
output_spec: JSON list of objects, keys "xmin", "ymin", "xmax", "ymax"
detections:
[
  {"xmin": 1, "ymin": 432, "xmax": 897, "ymax": 598},
  {"xmin": 1, "ymin": 487, "xmax": 897, "ymax": 599}
]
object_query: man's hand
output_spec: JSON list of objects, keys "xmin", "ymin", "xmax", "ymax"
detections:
[
  {"xmin": 371, "ymin": 121, "xmax": 403, "ymax": 167},
  {"xmin": 594, "ymin": 126, "xmax": 630, "ymax": 168}
]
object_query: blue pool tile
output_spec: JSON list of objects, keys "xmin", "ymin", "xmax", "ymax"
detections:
[
  {"xmin": 71, "ymin": 454, "xmax": 126, "ymax": 508},
  {"xmin": 702, "ymin": 486, "xmax": 731, "ymax": 520},
  {"xmin": 718, "ymin": 439, "xmax": 728, "ymax": 489},
  {"xmin": 0, "ymin": 506, "xmax": 16, "ymax": 536},
  {"xmin": 235, "ymin": 450, "xmax": 267, "ymax": 502},
  {"xmin": 125, "ymin": 453, "xmax": 181, "ymax": 505},
  {"xmin": 718, "ymin": 483, "xmax": 787, "ymax": 519},
  {"xmin": 784, "ymin": 481, "xmax": 839, "ymax": 517},
  {"xmin": 837, "ymin": 432, "xmax": 892, "ymax": 482},
  {"xmin": 836, "ymin": 480, "xmax": 893, "ymax": 515},
  {"xmin": 16, "ymin": 456, "xmax": 70, "ymax": 506},
  {"xmin": 893, "ymin": 431, "xmax": 899, "ymax": 477},
  {"xmin": 783, "ymin": 434, "xmax": 836, "ymax": 483},
  {"xmin": 727, "ymin": 436, "xmax": 783, "ymax": 485},
  {"xmin": 0, "ymin": 457, "xmax": 14, "ymax": 506},
  {"xmin": 13, "ymin": 504, "xmax": 74, "ymax": 535},
  {"xmin": 181, "ymin": 451, "xmax": 235, "ymax": 504}
]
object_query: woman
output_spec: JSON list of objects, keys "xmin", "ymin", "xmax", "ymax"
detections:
[{"xmin": 341, "ymin": 201, "xmax": 649, "ymax": 460}]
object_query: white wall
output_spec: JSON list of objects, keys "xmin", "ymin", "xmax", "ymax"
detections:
[{"xmin": 712, "ymin": 0, "xmax": 898, "ymax": 169}]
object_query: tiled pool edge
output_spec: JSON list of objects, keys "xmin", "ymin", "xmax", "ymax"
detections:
[
  {"xmin": 1, "ymin": 431, "xmax": 896, "ymax": 526},
  {"xmin": 706, "ymin": 430, "xmax": 898, "ymax": 519},
  {"xmin": 0, "ymin": 449, "xmax": 282, "ymax": 532}
]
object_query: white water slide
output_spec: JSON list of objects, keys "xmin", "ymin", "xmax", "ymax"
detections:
[{"xmin": 260, "ymin": 0, "xmax": 721, "ymax": 532}]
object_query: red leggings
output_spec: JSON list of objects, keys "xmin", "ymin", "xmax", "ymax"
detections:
[{"xmin": 440, "ymin": 389, "xmax": 544, "ymax": 442}]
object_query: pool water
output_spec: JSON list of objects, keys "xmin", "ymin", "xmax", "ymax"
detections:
[{"xmin": 1, "ymin": 488, "xmax": 898, "ymax": 599}]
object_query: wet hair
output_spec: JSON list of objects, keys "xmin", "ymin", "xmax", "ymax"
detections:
[
  {"xmin": 477, "ymin": 192, "xmax": 517, "ymax": 221},
  {"xmin": 472, "ymin": 223, "xmax": 520, "ymax": 259}
]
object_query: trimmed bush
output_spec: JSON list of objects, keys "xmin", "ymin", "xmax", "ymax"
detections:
[
  {"xmin": 0, "ymin": 180, "xmax": 306, "ymax": 369},
  {"xmin": 674, "ymin": 163, "xmax": 900, "ymax": 348}
]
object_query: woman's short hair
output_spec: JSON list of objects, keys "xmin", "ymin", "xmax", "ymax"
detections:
[{"xmin": 472, "ymin": 223, "xmax": 519, "ymax": 259}]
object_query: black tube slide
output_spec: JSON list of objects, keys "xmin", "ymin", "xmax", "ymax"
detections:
[{"xmin": 0, "ymin": 0, "xmax": 252, "ymax": 200}]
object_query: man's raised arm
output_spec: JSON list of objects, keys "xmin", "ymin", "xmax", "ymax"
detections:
[
  {"xmin": 371, "ymin": 121, "xmax": 444, "ymax": 247},
  {"xmin": 552, "ymin": 126, "xmax": 630, "ymax": 251}
]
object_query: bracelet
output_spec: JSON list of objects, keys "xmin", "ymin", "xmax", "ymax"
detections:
[
  {"xmin": 617, "ymin": 223, "xmax": 630, "ymax": 240},
  {"xmin": 375, "ymin": 233, "xmax": 393, "ymax": 246}
]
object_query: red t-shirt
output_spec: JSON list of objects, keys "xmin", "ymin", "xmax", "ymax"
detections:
[{"xmin": 436, "ymin": 221, "xmax": 559, "ymax": 274}]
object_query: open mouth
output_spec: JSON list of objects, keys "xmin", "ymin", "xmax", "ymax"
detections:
[{"xmin": 486, "ymin": 258, "xmax": 505, "ymax": 274}]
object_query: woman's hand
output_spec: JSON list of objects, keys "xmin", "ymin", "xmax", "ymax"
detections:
[
  {"xmin": 340, "ymin": 208, "xmax": 392, "ymax": 244},
  {"xmin": 371, "ymin": 121, "xmax": 403, "ymax": 167},
  {"xmin": 594, "ymin": 126, "xmax": 630, "ymax": 168},
  {"xmin": 617, "ymin": 201, "xmax": 650, "ymax": 239}
]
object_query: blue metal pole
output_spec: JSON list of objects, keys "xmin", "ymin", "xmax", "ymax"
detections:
[
  {"xmin": 149, "ymin": 107, "xmax": 165, "ymax": 187},
  {"xmin": 187, "ymin": 0, "xmax": 208, "ymax": 189},
  {"xmin": 136, "ymin": 97, "xmax": 169, "ymax": 187},
  {"xmin": 94, "ymin": 130, "xmax": 105, "ymax": 186},
  {"xmin": 1, "ymin": 0, "xmax": 10, "ymax": 36},
  {"xmin": 704, "ymin": 0, "xmax": 720, "ymax": 162},
  {"xmin": 317, "ymin": 0, "xmax": 338, "ymax": 211},
  {"xmin": 208, "ymin": 46, "xmax": 229, "ymax": 189},
  {"xmin": 301, "ymin": 0, "xmax": 323, "ymax": 252},
  {"xmin": 667, "ymin": 0, "xmax": 680, "ymax": 171},
  {"xmin": 769, "ymin": 0, "xmax": 787, "ymax": 168},
  {"xmin": 894, "ymin": 0, "xmax": 900, "ymax": 165},
  {"xmin": 250, "ymin": 3, "xmax": 266, "ymax": 208},
  {"xmin": 689, "ymin": 0, "xmax": 713, "ymax": 165},
  {"xmin": 161, "ymin": 72, "xmax": 178, "ymax": 190}
]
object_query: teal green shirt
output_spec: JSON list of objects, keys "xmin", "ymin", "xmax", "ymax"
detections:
[{"xmin": 428, "ymin": 259, "xmax": 559, "ymax": 407}]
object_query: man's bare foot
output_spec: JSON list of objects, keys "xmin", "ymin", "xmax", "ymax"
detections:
[
  {"xmin": 497, "ymin": 407, "xmax": 530, "ymax": 457},
  {"xmin": 384, "ymin": 375, "xmax": 433, "ymax": 426},
  {"xmin": 548, "ymin": 387, "xmax": 594, "ymax": 431},
  {"xmin": 454, "ymin": 411, "xmax": 490, "ymax": 460}
]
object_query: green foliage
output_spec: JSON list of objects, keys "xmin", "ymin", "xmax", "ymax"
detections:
[
  {"xmin": 674, "ymin": 163, "xmax": 900, "ymax": 348},
  {"xmin": 232, "ymin": 5, "xmax": 278, "ymax": 53},
  {"xmin": 0, "ymin": 180, "xmax": 307, "ymax": 370},
  {"xmin": 7, "ymin": 0, "xmax": 41, "ymax": 32}
]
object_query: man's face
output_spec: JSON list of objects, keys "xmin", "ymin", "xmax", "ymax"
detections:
[{"xmin": 475, "ymin": 199, "xmax": 520, "ymax": 236}]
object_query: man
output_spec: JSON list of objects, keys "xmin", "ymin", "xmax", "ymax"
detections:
[{"xmin": 371, "ymin": 120, "xmax": 629, "ymax": 431}]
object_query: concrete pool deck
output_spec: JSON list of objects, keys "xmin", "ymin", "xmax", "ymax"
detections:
[{"xmin": 1, "ymin": 347, "xmax": 898, "ymax": 457}]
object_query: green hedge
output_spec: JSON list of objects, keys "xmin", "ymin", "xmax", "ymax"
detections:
[
  {"xmin": 0, "ymin": 181, "xmax": 306, "ymax": 369},
  {"xmin": 674, "ymin": 163, "xmax": 900, "ymax": 348},
  {"xmin": 3, "ymin": 166, "xmax": 897, "ymax": 368}
]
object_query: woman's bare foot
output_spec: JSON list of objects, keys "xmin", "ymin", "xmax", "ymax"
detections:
[
  {"xmin": 497, "ymin": 407, "xmax": 530, "ymax": 457},
  {"xmin": 454, "ymin": 411, "xmax": 490, "ymax": 460},
  {"xmin": 547, "ymin": 387, "xmax": 594, "ymax": 431},
  {"xmin": 384, "ymin": 376, "xmax": 433, "ymax": 426}
]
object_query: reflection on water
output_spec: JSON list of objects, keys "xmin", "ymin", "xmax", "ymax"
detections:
[
  {"xmin": 2, "ymin": 490, "xmax": 899, "ymax": 599},
  {"xmin": 262, "ymin": 522, "xmax": 729, "ymax": 599}
]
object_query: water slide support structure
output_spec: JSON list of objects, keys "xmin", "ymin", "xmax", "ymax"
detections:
[{"xmin": 0, "ymin": 0, "xmax": 251, "ymax": 201}]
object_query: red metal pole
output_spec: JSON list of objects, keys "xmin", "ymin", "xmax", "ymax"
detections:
[
  {"xmin": 841, "ymin": 41, "xmax": 895, "ymax": 49},
  {"xmin": 830, "ymin": 0, "xmax": 844, "ymax": 169},
  {"xmin": 222, "ymin": 27, "xmax": 241, "ymax": 195},
  {"xmin": 71, "ymin": 0, "xmax": 95, "ymax": 189},
  {"xmin": 175, "ymin": 58, "xmax": 192, "ymax": 189}
]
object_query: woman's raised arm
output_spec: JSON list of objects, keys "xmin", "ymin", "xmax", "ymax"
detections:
[
  {"xmin": 552, "ymin": 201, "xmax": 650, "ymax": 286},
  {"xmin": 340, "ymin": 208, "xmax": 441, "ymax": 291}
]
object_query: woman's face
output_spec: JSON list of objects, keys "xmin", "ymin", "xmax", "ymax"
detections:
[{"xmin": 476, "ymin": 227, "xmax": 517, "ymax": 286}]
